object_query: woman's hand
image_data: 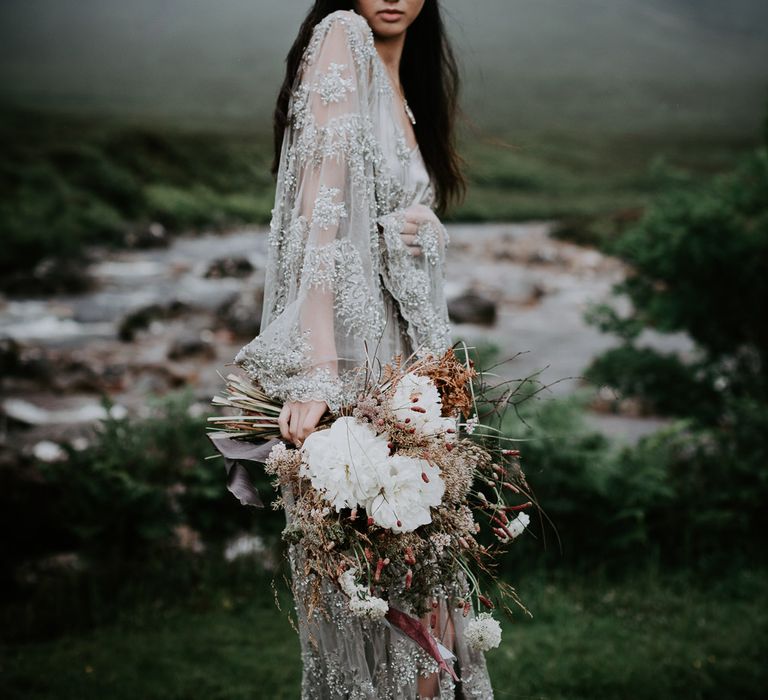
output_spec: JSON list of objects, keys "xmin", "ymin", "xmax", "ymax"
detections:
[
  {"xmin": 278, "ymin": 399, "xmax": 328, "ymax": 447},
  {"xmin": 399, "ymin": 204, "xmax": 447, "ymax": 258}
]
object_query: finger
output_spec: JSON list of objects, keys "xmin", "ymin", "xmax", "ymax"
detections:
[
  {"xmin": 401, "ymin": 220, "xmax": 419, "ymax": 234},
  {"xmin": 406, "ymin": 245, "xmax": 422, "ymax": 257},
  {"xmin": 300, "ymin": 402, "xmax": 327, "ymax": 441},
  {"xmin": 278, "ymin": 404, "xmax": 291, "ymax": 442},
  {"xmin": 298, "ymin": 418, "xmax": 315, "ymax": 443},
  {"xmin": 290, "ymin": 406, "xmax": 301, "ymax": 445},
  {"xmin": 400, "ymin": 233, "xmax": 419, "ymax": 246}
]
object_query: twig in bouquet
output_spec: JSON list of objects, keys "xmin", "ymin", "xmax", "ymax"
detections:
[
  {"xmin": 462, "ymin": 359, "xmax": 573, "ymax": 557},
  {"xmin": 478, "ymin": 376, "xmax": 581, "ymax": 437},
  {"xmin": 467, "ymin": 348, "xmax": 533, "ymax": 376},
  {"xmin": 446, "ymin": 548, "xmax": 481, "ymax": 602},
  {"xmin": 473, "ymin": 452, "xmax": 559, "ymax": 557},
  {"xmin": 497, "ymin": 580, "xmax": 532, "ymax": 619},
  {"xmin": 359, "ymin": 316, "xmax": 394, "ymax": 394},
  {"xmin": 352, "ymin": 540, "xmax": 373, "ymax": 585},
  {"xmin": 278, "ymin": 572, "xmax": 302, "ymax": 635}
]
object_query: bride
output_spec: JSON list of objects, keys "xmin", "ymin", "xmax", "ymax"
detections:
[{"xmin": 235, "ymin": 1, "xmax": 495, "ymax": 697}]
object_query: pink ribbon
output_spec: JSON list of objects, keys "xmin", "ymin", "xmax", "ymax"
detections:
[{"xmin": 385, "ymin": 606, "xmax": 459, "ymax": 682}]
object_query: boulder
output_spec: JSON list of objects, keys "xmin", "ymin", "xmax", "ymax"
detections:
[
  {"xmin": 204, "ymin": 256, "xmax": 254, "ymax": 279},
  {"xmin": 448, "ymin": 292, "xmax": 497, "ymax": 326}
]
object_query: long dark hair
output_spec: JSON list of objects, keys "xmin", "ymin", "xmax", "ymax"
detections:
[{"xmin": 271, "ymin": 1, "xmax": 465, "ymax": 216}]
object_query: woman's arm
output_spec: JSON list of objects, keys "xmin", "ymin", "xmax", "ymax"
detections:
[{"xmin": 235, "ymin": 11, "xmax": 377, "ymax": 444}]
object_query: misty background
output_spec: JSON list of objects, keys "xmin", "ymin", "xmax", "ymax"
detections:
[{"xmin": 1, "ymin": 0, "xmax": 767, "ymax": 133}]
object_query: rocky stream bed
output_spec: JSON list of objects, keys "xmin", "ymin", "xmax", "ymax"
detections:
[{"xmin": 0, "ymin": 222, "xmax": 694, "ymax": 462}]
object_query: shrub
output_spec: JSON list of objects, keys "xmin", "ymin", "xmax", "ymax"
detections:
[
  {"xmin": 601, "ymin": 148, "xmax": 768, "ymax": 389},
  {"xmin": 35, "ymin": 391, "xmax": 275, "ymax": 562}
]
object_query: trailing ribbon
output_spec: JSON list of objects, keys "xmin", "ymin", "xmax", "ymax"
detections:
[
  {"xmin": 207, "ymin": 433, "xmax": 284, "ymax": 508},
  {"xmin": 384, "ymin": 606, "xmax": 460, "ymax": 682}
]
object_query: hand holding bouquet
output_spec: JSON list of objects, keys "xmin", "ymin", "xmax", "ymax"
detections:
[{"xmin": 207, "ymin": 345, "xmax": 535, "ymax": 661}]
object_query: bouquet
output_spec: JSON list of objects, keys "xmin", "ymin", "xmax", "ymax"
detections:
[{"xmin": 207, "ymin": 344, "xmax": 536, "ymax": 667}]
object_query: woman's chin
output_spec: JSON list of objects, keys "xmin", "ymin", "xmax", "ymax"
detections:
[{"xmin": 369, "ymin": 19, "xmax": 408, "ymax": 39}]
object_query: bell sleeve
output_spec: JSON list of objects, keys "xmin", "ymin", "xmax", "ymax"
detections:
[
  {"xmin": 234, "ymin": 10, "xmax": 383, "ymax": 415},
  {"xmin": 376, "ymin": 205, "xmax": 453, "ymax": 357}
]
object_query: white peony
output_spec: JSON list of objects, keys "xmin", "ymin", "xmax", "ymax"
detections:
[
  {"xmin": 465, "ymin": 612, "xmax": 502, "ymax": 652},
  {"xmin": 391, "ymin": 372, "xmax": 455, "ymax": 440},
  {"xmin": 299, "ymin": 414, "xmax": 446, "ymax": 532},
  {"xmin": 299, "ymin": 416, "xmax": 390, "ymax": 511},
  {"xmin": 365, "ymin": 455, "xmax": 445, "ymax": 533}
]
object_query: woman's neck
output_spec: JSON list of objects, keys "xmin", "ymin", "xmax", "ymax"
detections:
[{"xmin": 374, "ymin": 33, "xmax": 406, "ymax": 91}]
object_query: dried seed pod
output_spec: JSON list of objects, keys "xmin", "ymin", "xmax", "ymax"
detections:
[{"xmin": 478, "ymin": 594, "xmax": 494, "ymax": 609}]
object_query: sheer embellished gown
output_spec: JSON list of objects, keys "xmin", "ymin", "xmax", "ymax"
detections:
[{"xmin": 234, "ymin": 9, "xmax": 494, "ymax": 699}]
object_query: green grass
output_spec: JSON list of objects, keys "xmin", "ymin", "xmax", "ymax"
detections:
[{"xmin": 2, "ymin": 568, "xmax": 765, "ymax": 699}]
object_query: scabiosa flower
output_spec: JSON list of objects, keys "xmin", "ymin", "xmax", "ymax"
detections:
[{"xmin": 465, "ymin": 612, "xmax": 502, "ymax": 651}]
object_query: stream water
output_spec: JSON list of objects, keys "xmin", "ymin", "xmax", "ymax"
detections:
[{"xmin": 1, "ymin": 222, "xmax": 693, "ymax": 451}]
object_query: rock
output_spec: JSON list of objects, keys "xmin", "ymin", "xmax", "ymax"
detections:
[
  {"xmin": 32, "ymin": 440, "xmax": 67, "ymax": 462},
  {"xmin": 1, "ymin": 397, "xmax": 125, "ymax": 426},
  {"xmin": 118, "ymin": 300, "xmax": 191, "ymax": 341},
  {"xmin": 448, "ymin": 292, "xmax": 498, "ymax": 326},
  {"xmin": 215, "ymin": 286, "xmax": 263, "ymax": 339},
  {"xmin": 167, "ymin": 331, "xmax": 216, "ymax": 361},
  {"xmin": 0, "ymin": 337, "xmax": 22, "ymax": 376},
  {"xmin": 124, "ymin": 222, "xmax": 169, "ymax": 249},
  {"xmin": 205, "ymin": 256, "xmax": 254, "ymax": 279},
  {"xmin": 1, "ymin": 257, "xmax": 95, "ymax": 297}
]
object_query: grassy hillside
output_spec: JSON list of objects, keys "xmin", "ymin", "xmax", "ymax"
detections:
[
  {"xmin": 1, "ymin": 1, "xmax": 765, "ymax": 285},
  {"xmin": 0, "ymin": 106, "xmax": 756, "ymax": 287}
]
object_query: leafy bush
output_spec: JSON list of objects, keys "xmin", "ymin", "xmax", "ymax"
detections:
[
  {"xmin": 0, "ymin": 111, "xmax": 274, "ymax": 285},
  {"xmin": 583, "ymin": 345, "xmax": 721, "ymax": 421},
  {"xmin": 496, "ymin": 390, "xmax": 768, "ymax": 575},
  {"xmin": 34, "ymin": 391, "xmax": 277, "ymax": 562},
  {"xmin": 599, "ymin": 148, "xmax": 768, "ymax": 392}
]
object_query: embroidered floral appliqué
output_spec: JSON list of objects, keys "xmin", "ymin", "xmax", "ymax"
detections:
[
  {"xmin": 312, "ymin": 185, "xmax": 348, "ymax": 230},
  {"xmin": 312, "ymin": 62, "xmax": 356, "ymax": 105}
]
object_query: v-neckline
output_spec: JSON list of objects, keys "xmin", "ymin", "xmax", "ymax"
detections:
[{"xmin": 371, "ymin": 47, "xmax": 419, "ymax": 153}]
